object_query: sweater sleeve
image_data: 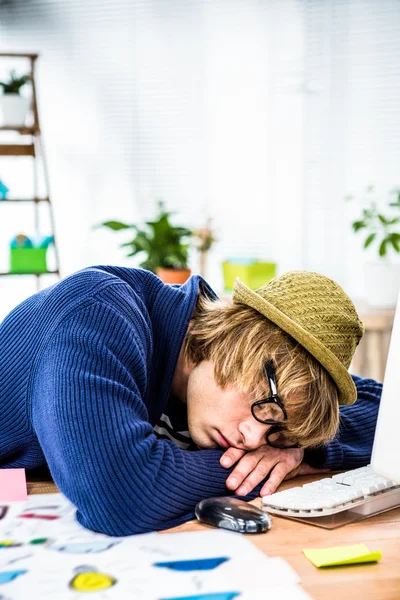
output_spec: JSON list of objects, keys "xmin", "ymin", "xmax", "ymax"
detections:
[
  {"xmin": 304, "ymin": 375, "xmax": 383, "ymax": 470},
  {"xmin": 30, "ymin": 300, "xmax": 236, "ymax": 536}
]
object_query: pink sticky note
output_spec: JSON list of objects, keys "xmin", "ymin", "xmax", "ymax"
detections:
[{"xmin": 0, "ymin": 469, "xmax": 28, "ymax": 502}]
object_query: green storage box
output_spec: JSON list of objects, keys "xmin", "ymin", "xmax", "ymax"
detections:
[
  {"xmin": 222, "ymin": 260, "xmax": 277, "ymax": 291},
  {"xmin": 10, "ymin": 248, "xmax": 48, "ymax": 273}
]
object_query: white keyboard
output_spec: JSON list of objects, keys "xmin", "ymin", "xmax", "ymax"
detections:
[{"xmin": 262, "ymin": 465, "xmax": 400, "ymax": 518}]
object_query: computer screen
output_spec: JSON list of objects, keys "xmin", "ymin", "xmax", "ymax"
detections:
[{"xmin": 371, "ymin": 291, "xmax": 400, "ymax": 484}]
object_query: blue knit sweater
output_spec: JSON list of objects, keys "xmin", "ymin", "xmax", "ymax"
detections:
[{"xmin": 0, "ymin": 266, "xmax": 382, "ymax": 535}]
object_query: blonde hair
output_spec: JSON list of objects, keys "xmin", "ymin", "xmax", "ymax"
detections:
[{"xmin": 182, "ymin": 294, "xmax": 339, "ymax": 448}]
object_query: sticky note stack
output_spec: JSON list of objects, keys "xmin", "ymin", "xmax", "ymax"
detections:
[
  {"xmin": 0, "ymin": 469, "xmax": 28, "ymax": 503},
  {"xmin": 302, "ymin": 544, "xmax": 382, "ymax": 568}
]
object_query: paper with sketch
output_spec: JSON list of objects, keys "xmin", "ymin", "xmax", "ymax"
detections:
[
  {"xmin": 0, "ymin": 493, "xmax": 308, "ymax": 600},
  {"xmin": 0, "ymin": 552, "xmax": 304, "ymax": 600},
  {"xmin": 0, "ymin": 493, "xmax": 108, "ymax": 541}
]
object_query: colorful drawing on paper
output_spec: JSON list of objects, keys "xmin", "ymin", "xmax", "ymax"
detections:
[
  {"xmin": 69, "ymin": 565, "xmax": 117, "ymax": 592},
  {"xmin": 154, "ymin": 557, "xmax": 230, "ymax": 572},
  {"xmin": 0, "ymin": 541, "xmax": 22, "ymax": 549},
  {"xmin": 0, "ymin": 508, "xmax": 8, "ymax": 522},
  {"xmin": 0, "ymin": 569, "xmax": 27, "ymax": 584},
  {"xmin": 19, "ymin": 513, "xmax": 59, "ymax": 521},
  {"xmin": 51, "ymin": 540, "xmax": 120, "ymax": 554},
  {"xmin": 0, "ymin": 504, "xmax": 291, "ymax": 598},
  {"xmin": 0, "ymin": 538, "xmax": 51, "ymax": 549},
  {"xmin": 21, "ymin": 505, "xmax": 60, "ymax": 511},
  {"xmin": 5, "ymin": 554, "xmax": 34, "ymax": 566},
  {"xmin": 29, "ymin": 538, "xmax": 52, "ymax": 546},
  {"xmin": 159, "ymin": 593, "xmax": 241, "ymax": 600},
  {"xmin": 18, "ymin": 503, "xmax": 63, "ymax": 521}
]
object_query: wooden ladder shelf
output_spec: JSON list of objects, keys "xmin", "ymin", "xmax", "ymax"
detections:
[{"xmin": 0, "ymin": 52, "xmax": 60, "ymax": 288}]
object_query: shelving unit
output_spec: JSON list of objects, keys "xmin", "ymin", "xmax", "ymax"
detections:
[{"xmin": 0, "ymin": 52, "xmax": 60, "ymax": 290}]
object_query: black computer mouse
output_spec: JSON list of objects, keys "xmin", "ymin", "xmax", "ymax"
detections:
[{"xmin": 195, "ymin": 497, "xmax": 272, "ymax": 534}]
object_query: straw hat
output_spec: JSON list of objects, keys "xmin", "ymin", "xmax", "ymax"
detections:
[{"xmin": 232, "ymin": 271, "xmax": 364, "ymax": 405}]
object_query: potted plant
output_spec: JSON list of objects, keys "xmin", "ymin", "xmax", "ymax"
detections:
[
  {"xmin": 0, "ymin": 70, "xmax": 30, "ymax": 127},
  {"xmin": 347, "ymin": 186, "xmax": 400, "ymax": 307},
  {"xmin": 99, "ymin": 201, "xmax": 192, "ymax": 284}
]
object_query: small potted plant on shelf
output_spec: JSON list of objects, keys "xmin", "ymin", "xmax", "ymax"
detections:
[
  {"xmin": 0, "ymin": 69, "xmax": 30, "ymax": 127},
  {"xmin": 347, "ymin": 185, "xmax": 400, "ymax": 307},
  {"xmin": 99, "ymin": 201, "xmax": 192, "ymax": 284}
]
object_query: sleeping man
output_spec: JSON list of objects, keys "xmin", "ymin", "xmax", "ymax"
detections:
[{"xmin": 0, "ymin": 266, "xmax": 382, "ymax": 535}]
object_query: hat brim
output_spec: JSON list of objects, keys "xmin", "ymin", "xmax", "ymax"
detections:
[{"xmin": 232, "ymin": 278, "xmax": 357, "ymax": 406}]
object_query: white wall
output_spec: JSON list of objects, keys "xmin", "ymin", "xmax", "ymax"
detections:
[
  {"xmin": 1, "ymin": 0, "xmax": 400, "ymax": 320},
  {"xmin": 303, "ymin": 0, "xmax": 400, "ymax": 298}
]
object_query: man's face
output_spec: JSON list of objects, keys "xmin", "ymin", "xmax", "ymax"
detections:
[{"xmin": 186, "ymin": 360, "xmax": 270, "ymax": 451}]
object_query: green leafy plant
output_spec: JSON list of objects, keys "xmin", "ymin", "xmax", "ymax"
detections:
[
  {"xmin": 346, "ymin": 186, "xmax": 400, "ymax": 259},
  {"xmin": 98, "ymin": 201, "xmax": 192, "ymax": 272},
  {"xmin": 0, "ymin": 70, "xmax": 30, "ymax": 95}
]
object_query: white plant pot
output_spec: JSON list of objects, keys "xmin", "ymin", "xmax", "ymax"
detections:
[
  {"xmin": 0, "ymin": 94, "xmax": 30, "ymax": 126},
  {"xmin": 363, "ymin": 262, "xmax": 400, "ymax": 308}
]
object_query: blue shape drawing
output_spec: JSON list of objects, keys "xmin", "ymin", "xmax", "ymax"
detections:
[
  {"xmin": 51, "ymin": 540, "xmax": 120, "ymax": 554},
  {"xmin": 0, "ymin": 570, "xmax": 27, "ymax": 585},
  {"xmin": 0, "ymin": 180, "xmax": 9, "ymax": 199},
  {"xmin": 159, "ymin": 593, "xmax": 240, "ymax": 600},
  {"xmin": 154, "ymin": 557, "xmax": 229, "ymax": 572}
]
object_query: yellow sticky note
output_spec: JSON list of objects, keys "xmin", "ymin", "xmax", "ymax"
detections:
[{"xmin": 302, "ymin": 544, "xmax": 382, "ymax": 567}]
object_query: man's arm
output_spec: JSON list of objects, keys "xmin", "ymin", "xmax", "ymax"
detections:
[
  {"xmin": 31, "ymin": 300, "xmax": 234, "ymax": 537},
  {"xmin": 219, "ymin": 374, "xmax": 382, "ymax": 497},
  {"xmin": 304, "ymin": 375, "xmax": 383, "ymax": 470}
]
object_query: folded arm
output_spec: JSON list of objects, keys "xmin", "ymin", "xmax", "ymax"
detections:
[{"xmin": 31, "ymin": 300, "xmax": 236, "ymax": 536}]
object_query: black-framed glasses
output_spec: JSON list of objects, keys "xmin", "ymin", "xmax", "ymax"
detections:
[{"xmin": 251, "ymin": 361, "xmax": 299, "ymax": 449}]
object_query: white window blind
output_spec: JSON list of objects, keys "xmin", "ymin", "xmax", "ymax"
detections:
[
  {"xmin": 1, "ymin": 0, "xmax": 399, "ymax": 319},
  {"xmin": 0, "ymin": 0, "xmax": 306, "ymax": 318},
  {"xmin": 303, "ymin": 0, "xmax": 400, "ymax": 296}
]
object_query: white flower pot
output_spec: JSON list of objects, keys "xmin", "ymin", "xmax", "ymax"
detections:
[
  {"xmin": 0, "ymin": 94, "xmax": 30, "ymax": 126},
  {"xmin": 363, "ymin": 262, "xmax": 400, "ymax": 308}
]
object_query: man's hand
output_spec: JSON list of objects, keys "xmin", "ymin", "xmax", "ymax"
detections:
[{"xmin": 220, "ymin": 445, "xmax": 328, "ymax": 496}]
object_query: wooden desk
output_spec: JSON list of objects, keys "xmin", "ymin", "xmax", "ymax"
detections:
[
  {"xmin": 29, "ymin": 474, "xmax": 400, "ymax": 600},
  {"xmin": 165, "ymin": 475, "xmax": 400, "ymax": 600}
]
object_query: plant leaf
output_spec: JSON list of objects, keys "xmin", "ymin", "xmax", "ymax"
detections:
[
  {"xmin": 364, "ymin": 233, "xmax": 377, "ymax": 248},
  {"xmin": 99, "ymin": 220, "xmax": 131, "ymax": 231},
  {"xmin": 0, "ymin": 69, "xmax": 29, "ymax": 94},
  {"xmin": 352, "ymin": 220, "xmax": 366, "ymax": 232},
  {"xmin": 390, "ymin": 236, "xmax": 400, "ymax": 253},
  {"xmin": 379, "ymin": 239, "xmax": 387, "ymax": 257},
  {"xmin": 378, "ymin": 214, "xmax": 390, "ymax": 225}
]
